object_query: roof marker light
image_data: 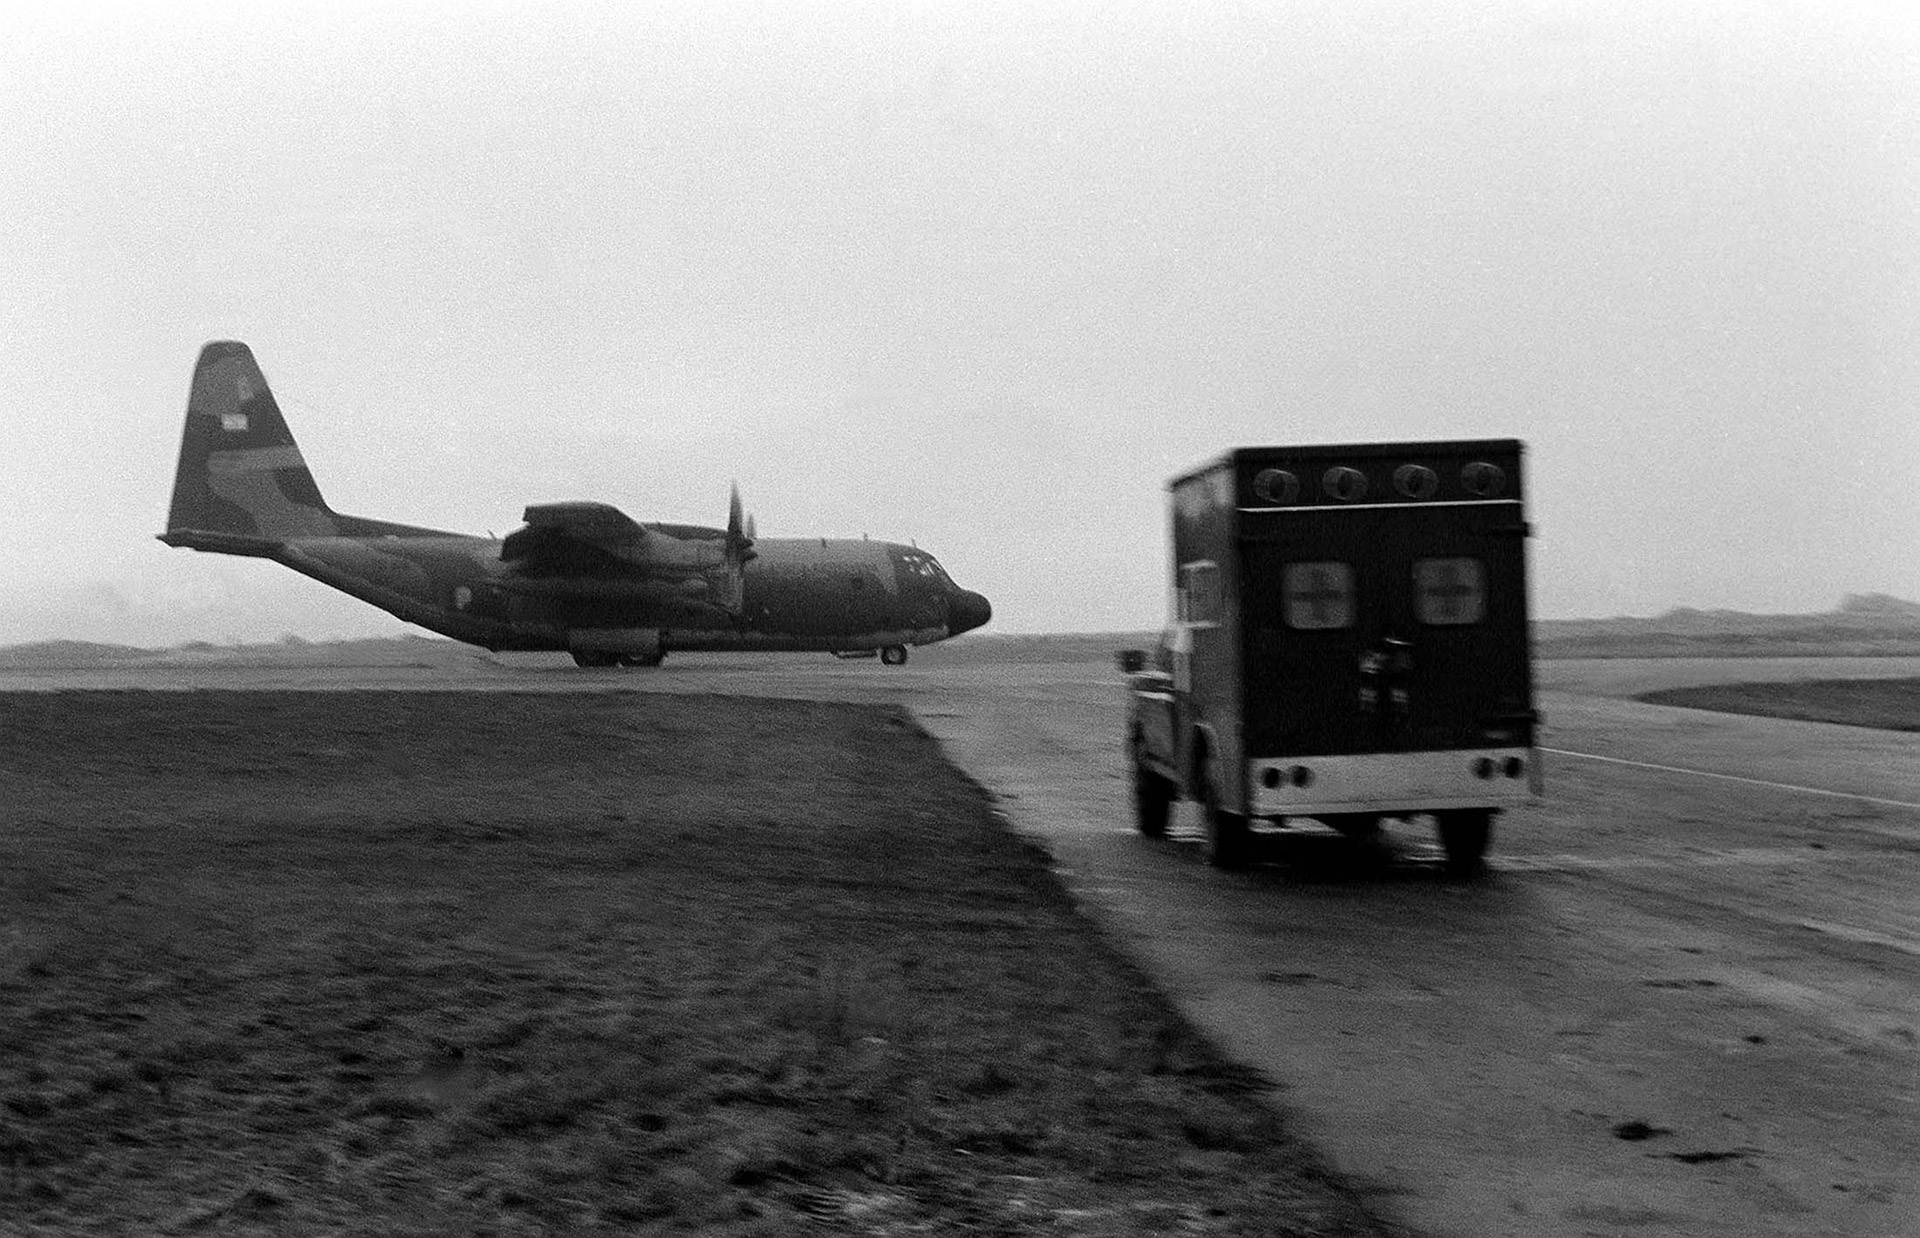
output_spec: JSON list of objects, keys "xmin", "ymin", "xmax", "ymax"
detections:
[
  {"xmin": 1461, "ymin": 461, "xmax": 1507, "ymax": 498},
  {"xmin": 1252, "ymin": 468, "xmax": 1300, "ymax": 505},
  {"xmin": 1394, "ymin": 464, "xmax": 1440, "ymax": 499},
  {"xmin": 1323, "ymin": 467, "xmax": 1368, "ymax": 502}
]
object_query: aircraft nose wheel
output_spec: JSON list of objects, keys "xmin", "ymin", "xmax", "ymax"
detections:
[{"xmin": 880, "ymin": 645, "xmax": 908, "ymax": 666}]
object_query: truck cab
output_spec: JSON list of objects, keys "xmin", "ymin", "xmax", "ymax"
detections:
[{"xmin": 1122, "ymin": 441, "xmax": 1540, "ymax": 874}]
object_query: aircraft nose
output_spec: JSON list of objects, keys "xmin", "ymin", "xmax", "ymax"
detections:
[{"xmin": 949, "ymin": 589, "xmax": 992, "ymax": 635}]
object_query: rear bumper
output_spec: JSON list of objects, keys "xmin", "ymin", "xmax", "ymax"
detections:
[{"xmin": 1248, "ymin": 747, "xmax": 1541, "ymax": 816}]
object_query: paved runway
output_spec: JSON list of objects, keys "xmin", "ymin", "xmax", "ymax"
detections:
[{"xmin": 11, "ymin": 653, "xmax": 1920, "ymax": 1236}]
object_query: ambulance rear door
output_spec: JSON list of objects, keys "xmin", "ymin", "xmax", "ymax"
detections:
[{"xmin": 1239, "ymin": 451, "xmax": 1532, "ymax": 763}]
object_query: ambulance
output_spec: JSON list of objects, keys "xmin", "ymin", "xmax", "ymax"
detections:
[{"xmin": 1120, "ymin": 441, "xmax": 1540, "ymax": 873}]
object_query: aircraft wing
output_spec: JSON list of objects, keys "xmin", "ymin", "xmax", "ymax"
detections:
[
  {"xmin": 501, "ymin": 501, "xmax": 658, "ymax": 571},
  {"xmin": 500, "ymin": 501, "xmax": 736, "ymax": 577}
]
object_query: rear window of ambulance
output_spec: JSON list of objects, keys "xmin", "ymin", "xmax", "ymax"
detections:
[
  {"xmin": 1282, "ymin": 562, "xmax": 1355, "ymax": 630},
  {"xmin": 1414, "ymin": 557, "xmax": 1486, "ymax": 625}
]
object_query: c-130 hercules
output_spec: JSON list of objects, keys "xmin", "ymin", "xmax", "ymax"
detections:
[{"xmin": 159, "ymin": 342, "xmax": 992, "ymax": 666}]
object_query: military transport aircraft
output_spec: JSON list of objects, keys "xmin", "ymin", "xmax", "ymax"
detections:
[{"xmin": 159, "ymin": 341, "xmax": 991, "ymax": 666}]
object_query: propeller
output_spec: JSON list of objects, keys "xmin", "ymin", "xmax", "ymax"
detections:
[
  {"xmin": 708, "ymin": 484, "xmax": 758, "ymax": 619},
  {"xmin": 726, "ymin": 483, "xmax": 757, "ymax": 564}
]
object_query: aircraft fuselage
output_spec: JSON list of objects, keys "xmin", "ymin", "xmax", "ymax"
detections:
[{"xmin": 242, "ymin": 531, "xmax": 989, "ymax": 655}]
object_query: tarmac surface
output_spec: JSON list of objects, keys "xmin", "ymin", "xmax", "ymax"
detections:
[{"xmin": 10, "ymin": 653, "xmax": 1919, "ymax": 1237}]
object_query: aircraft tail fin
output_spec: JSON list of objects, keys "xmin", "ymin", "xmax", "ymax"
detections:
[{"xmin": 160, "ymin": 341, "xmax": 340, "ymax": 548}]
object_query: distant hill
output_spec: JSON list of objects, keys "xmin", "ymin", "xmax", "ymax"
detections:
[
  {"xmin": 4, "ymin": 597, "xmax": 1918, "ymax": 669},
  {"xmin": 1836, "ymin": 592, "xmax": 1920, "ymax": 619},
  {"xmin": 0, "ymin": 640, "xmax": 158, "ymax": 669},
  {"xmin": 0, "ymin": 635, "xmax": 491, "ymax": 671},
  {"xmin": 1533, "ymin": 596, "xmax": 1920, "ymax": 659}
]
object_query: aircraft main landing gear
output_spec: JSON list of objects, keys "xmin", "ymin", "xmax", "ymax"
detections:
[{"xmin": 880, "ymin": 645, "xmax": 908, "ymax": 666}]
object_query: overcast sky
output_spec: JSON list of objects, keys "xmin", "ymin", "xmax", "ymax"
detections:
[{"xmin": 3, "ymin": 0, "xmax": 1915, "ymax": 644}]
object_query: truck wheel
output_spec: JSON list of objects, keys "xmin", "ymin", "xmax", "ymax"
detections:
[
  {"xmin": 1200, "ymin": 762, "xmax": 1253, "ymax": 870},
  {"xmin": 1130, "ymin": 735, "xmax": 1173, "ymax": 838},
  {"xmin": 1437, "ymin": 809, "xmax": 1493, "ymax": 877}
]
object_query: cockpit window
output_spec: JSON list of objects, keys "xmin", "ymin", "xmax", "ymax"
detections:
[{"xmin": 900, "ymin": 551, "xmax": 952, "ymax": 585}]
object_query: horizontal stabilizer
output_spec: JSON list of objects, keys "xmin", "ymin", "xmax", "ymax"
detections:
[{"xmin": 155, "ymin": 529, "xmax": 283, "ymax": 557}]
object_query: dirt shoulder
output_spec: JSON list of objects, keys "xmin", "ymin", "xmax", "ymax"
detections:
[{"xmin": 0, "ymin": 691, "xmax": 1395, "ymax": 1237}]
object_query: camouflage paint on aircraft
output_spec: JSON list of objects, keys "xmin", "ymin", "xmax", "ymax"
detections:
[{"xmin": 160, "ymin": 342, "xmax": 991, "ymax": 667}]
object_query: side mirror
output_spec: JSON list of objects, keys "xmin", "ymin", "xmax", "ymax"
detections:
[{"xmin": 1117, "ymin": 649, "xmax": 1146, "ymax": 674}]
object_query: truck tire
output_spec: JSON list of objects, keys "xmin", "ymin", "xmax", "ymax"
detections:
[
  {"xmin": 1437, "ymin": 809, "xmax": 1493, "ymax": 877},
  {"xmin": 1130, "ymin": 735, "xmax": 1173, "ymax": 838},
  {"xmin": 1200, "ymin": 760, "xmax": 1253, "ymax": 870}
]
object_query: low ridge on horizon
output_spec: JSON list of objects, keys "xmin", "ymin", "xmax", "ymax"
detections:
[{"xmin": 4, "ymin": 596, "xmax": 1920, "ymax": 669}]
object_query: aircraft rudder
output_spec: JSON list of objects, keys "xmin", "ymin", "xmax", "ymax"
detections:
[{"xmin": 162, "ymin": 340, "xmax": 337, "ymax": 543}]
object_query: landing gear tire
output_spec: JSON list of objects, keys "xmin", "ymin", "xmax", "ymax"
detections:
[
  {"xmin": 1200, "ymin": 759, "xmax": 1253, "ymax": 870},
  {"xmin": 1436, "ymin": 809, "xmax": 1494, "ymax": 877},
  {"xmin": 880, "ymin": 645, "xmax": 908, "ymax": 666},
  {"xmin": 571, "ymin": 651, "xmax": 618, "ymax": 668},
  {"xmin": 1130, "ymin": 734, "xmax": 1173, "ymax": 839}
]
